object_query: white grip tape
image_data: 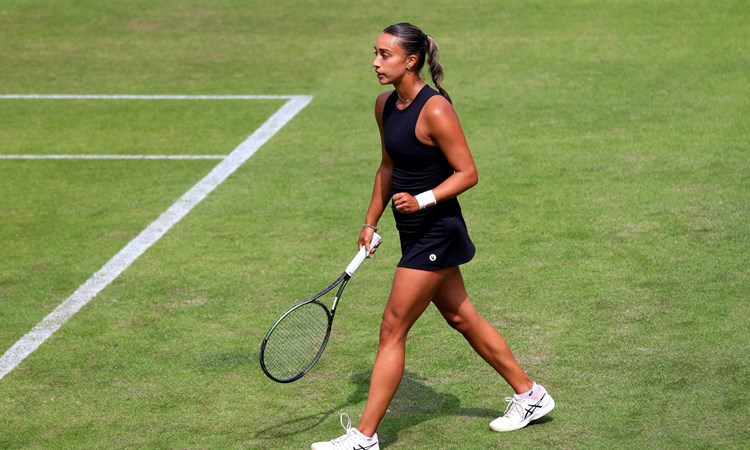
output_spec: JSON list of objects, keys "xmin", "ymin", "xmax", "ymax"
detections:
[{"xmin": 345, "ymin": 232, "xmax": 382, "ymax": 276}]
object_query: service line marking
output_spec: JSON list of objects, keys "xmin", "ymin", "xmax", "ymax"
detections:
[{"xmin": 0, "ymin": 94, "xmax": 313, "ymax": 381}]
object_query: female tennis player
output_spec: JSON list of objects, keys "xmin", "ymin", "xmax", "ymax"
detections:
[{"xmin": 312, "ymin": 23, "xmax": 554, "ymax": 450}]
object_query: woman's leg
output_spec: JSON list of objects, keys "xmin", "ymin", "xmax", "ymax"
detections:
[
  {"xmin": 356, "ymin": 267, "xmax": 446, "ymax": 437},
  {"xmin": 432, "ymin": 267, "xmax": 533, "ymax": 394}
]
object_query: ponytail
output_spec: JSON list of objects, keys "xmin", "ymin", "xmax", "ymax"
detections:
[
  {"xmin": 426, "ymin": 35, "xmax": 452, "ymax": 104},
  {"xmin": 382, "ymin": 23, "xmax": 453, "ymax": 104}
]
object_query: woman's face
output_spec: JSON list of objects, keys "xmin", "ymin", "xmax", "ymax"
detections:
[{"xmin": 373, "ymin": 33, "xmax": 413, "ymax": 85}]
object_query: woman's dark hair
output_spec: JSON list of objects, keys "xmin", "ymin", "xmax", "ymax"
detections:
[{"xmin": 383, "ymin": 23, "xmax": 452, "ymax": 104}]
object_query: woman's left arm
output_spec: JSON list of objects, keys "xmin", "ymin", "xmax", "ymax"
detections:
[
  {"xmin": 392, "ymin": 96, "xmax": 479, "ymax": 214},
  {"xmin": 421, "ymin": 96, "xmax": 478, "ymax": 200}
]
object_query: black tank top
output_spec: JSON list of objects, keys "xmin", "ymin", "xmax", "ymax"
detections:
[
  {"xmin": 382, "ymin": 85, "xmax": 454, "ymax": 195},
  {"xmin": 381, "ymin": 84, "xmax": 465, "ymax": 244}
]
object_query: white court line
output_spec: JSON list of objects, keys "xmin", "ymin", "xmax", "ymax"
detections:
[
  {"xmin": 0, "ymin": 94, "xmax": 295, "ymax": 100},
  {"xmin": 0, "ymin": 154, "xmax": 227, "ymax": 160},
  {"xmin": 0, "ymin": 94, "xmax": 313, "ymax": 381}
]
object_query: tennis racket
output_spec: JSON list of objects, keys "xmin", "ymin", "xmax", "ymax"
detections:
[{"xmin": 260, "ymin": 233, "xmax": 382, "ymax": 383}]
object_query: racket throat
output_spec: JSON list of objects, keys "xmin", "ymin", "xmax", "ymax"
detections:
[{"xmin": 329, "ymin": 275, "xmax": 351, "ymax": 315}]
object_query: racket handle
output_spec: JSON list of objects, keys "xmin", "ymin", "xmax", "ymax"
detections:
[{"xmin": 345, "ymin": 232, "xmax": 382, "ymax": 276}]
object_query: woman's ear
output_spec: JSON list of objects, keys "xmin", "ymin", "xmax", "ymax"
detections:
[{"xmin": 406, "ymin": 54, "xmax": 419, "ymax": 70}]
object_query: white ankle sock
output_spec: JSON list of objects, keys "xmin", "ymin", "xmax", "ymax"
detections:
[
  {"xmin": 354, "ymin": 428, "xmax": 375, "ymax": 441},
  {"xmin": 514, "ymin": 382, "xmax": 539, "ymax": 400}
]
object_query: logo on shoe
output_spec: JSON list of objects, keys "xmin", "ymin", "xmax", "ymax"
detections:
[
  {"xmin": 524, "ymin": 394, "xmax": 546, "ymax": 419},
  {"xmin": 353, "ymin": 444, "xmax": 378, "ymax": 450}
]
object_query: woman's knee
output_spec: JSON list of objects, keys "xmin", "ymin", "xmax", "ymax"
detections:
[
  {"xmin": 443, "ymin": 312, "xmax": 470, "ymax": 334},
  {"xmin": 378, "ymin": 309, "xmax": 409, "ymax": 344},
  {"xmin": 441, "ymin": 304, "xmax": 481, "ymax": 336}
]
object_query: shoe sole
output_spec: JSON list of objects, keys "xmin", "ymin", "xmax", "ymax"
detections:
[{"xmin": 489, "ymin": 396, "xmax": 556, "ymax": 432}]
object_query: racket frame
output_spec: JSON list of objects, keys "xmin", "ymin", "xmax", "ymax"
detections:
[
  {"xmin": 259, "ymin": 272, "xmax": 350, "ymax": 383},
  {"xmin": 259, "ymin": 233, "xmax": 379, "ymax": 383}
]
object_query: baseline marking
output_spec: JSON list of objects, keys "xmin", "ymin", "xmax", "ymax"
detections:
[
  {"xmin": 0, "ymin": 154, "xmax": 227, "ymax": 160},
  {"xmin": 0, "ymin": 94, "xmax": 313, "ymax": 381},
  {"xmin": 0, "ymin": 94, "xmax": 295, "ymax": 100}
]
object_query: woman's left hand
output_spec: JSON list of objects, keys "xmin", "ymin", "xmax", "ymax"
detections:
[{"xmin": 392, "ymin": 192, "xmax": 418, "ymax": 214}]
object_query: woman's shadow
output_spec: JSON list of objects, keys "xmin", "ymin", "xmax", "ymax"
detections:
[{"xmin": 255, "ymin": 370, "xmax": 509, "ymax": 448}]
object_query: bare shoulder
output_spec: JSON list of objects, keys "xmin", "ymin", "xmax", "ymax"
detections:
[
  {"xmin": 375, "ymin": 90, "xmax": 392, "ymax": 110},
  {"xmin": 374, "ymin": 90, "xmax": 393, "ymax": 124},
  {"xmin": 422, "ymin": 94, "xmax": 460, "ymax": 125}
]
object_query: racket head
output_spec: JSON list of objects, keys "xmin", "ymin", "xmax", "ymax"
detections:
[{"xmin": 260, "ymin": 299, "xmax": 333, "ymax": 383}]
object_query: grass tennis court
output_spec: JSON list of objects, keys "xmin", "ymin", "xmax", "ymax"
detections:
[{"xmin": 1, "ymin": 0, "xmax": 748, "ymax": 448}]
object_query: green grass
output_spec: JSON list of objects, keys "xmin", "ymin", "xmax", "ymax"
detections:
[{"xmin": 1, "ymin": 0, "xmax": 749, "ymax": 448}]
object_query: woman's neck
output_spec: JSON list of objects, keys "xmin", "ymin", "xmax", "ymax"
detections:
[{"xmin": 394, "ymin": 78, "xmax": 424, "ymax": 104}]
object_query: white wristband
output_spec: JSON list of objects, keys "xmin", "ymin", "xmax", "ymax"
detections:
[{"xmin": 415, "ymin": 190, "xmax": 437, "ymax": 210}]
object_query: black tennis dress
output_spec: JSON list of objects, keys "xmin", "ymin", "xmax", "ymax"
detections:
[{"xmin": 382, "ymin": 85, "xmax": 475, "ymax": 270}]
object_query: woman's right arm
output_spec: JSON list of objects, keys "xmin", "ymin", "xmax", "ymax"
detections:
[{"xmin": 359, "ymin": 91, "xmax": 394, "ymax": 253}]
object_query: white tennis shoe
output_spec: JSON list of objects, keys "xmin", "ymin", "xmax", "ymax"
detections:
[
  {"xmin": 489, "ymin": 384, "xmax": 555, "ymax": 432},
  {"xmin": 311, "ymin": 413, "xmax": 380, "ymax": 450}
]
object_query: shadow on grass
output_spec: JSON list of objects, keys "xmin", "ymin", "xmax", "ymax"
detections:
[{"xmin": 255, "ymin": 370, "xmax": 501, "ymax": 447}]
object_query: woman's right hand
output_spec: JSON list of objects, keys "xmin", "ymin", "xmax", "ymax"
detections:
[{"xmin": 359, "ymin": 226, "xmax": 379, "ymax": 256}]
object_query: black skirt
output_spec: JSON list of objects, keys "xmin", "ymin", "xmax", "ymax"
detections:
[{"xmin": 393, "ymin": 198, "xmax": 475, "ymax": 270}]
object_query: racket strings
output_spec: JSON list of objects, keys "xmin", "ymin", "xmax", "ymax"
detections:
[{"xmin": 262, "ymin": 301, "xmax": 331, "ymax": 381}]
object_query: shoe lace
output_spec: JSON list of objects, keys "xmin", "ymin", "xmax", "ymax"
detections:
[
  {"xmin": 502, "ymin": 396, "xmax": 523, "ymax": 419},
  {"xmin": 331, "ymin": 413, "xmax": 355, "ymax": 444}
]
